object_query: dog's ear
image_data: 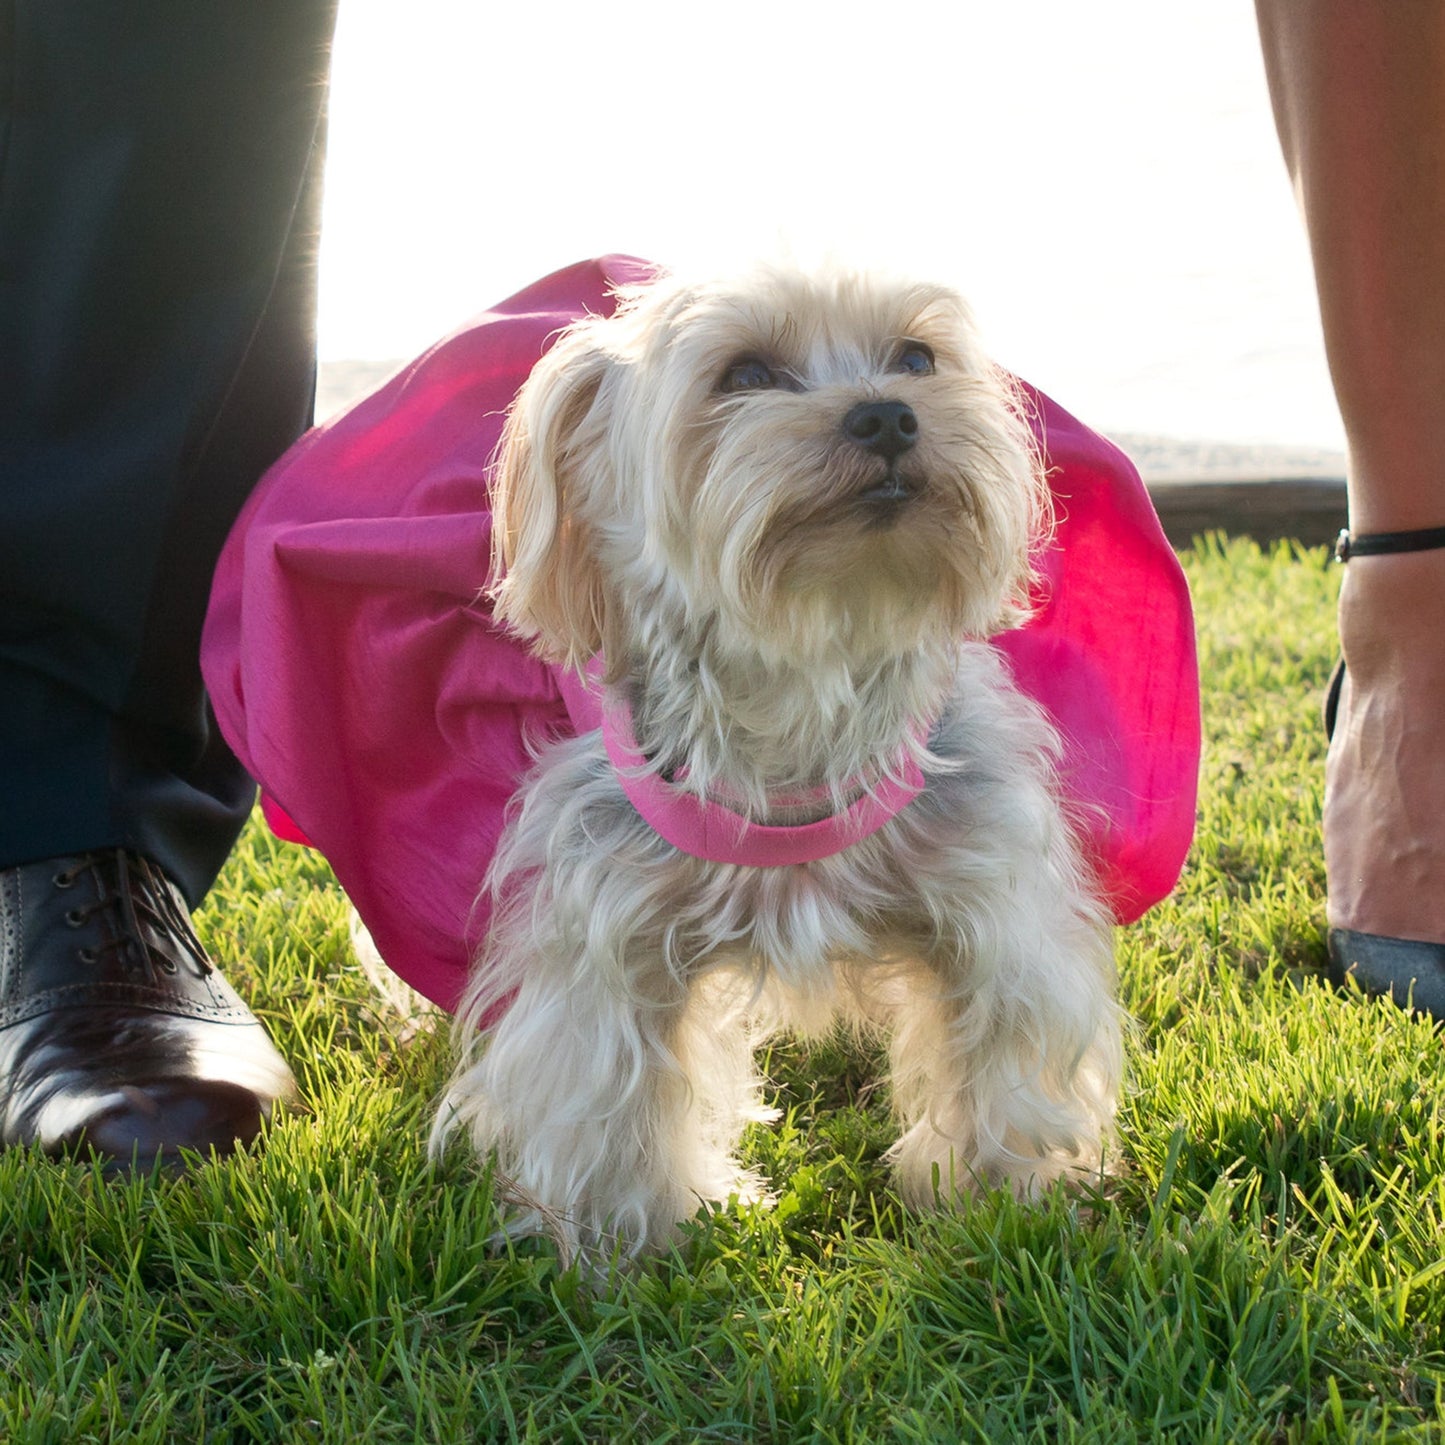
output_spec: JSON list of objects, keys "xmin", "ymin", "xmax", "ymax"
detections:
[{"xmin": 489, "ymin": 326, "xmax": 615, "ymax": 673}]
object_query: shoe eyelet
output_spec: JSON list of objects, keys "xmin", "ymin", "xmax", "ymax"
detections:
[
  {"xmin": 77, "ymin": 947, "xmax": 98, "ymax": 964},
  {"xmin": 64, "ymin": 908, "xmax": 85, "ymax": 928},
  {"xmin": 52, "ymin": 871, "xmax": 76, "ymax": 890},
  {"xmin": 156, "ymin": 955, "xmax": 178, "ymax": 975}
]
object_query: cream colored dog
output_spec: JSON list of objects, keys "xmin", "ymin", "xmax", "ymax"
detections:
[{"xmin": 432, "ymin": 266, "xmax": 1122, "ymax": 1262}]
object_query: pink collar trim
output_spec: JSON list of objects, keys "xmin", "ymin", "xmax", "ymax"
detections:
[{"xmin": 601, "ymin": 704, "xmax": 927, "ymax": 867}]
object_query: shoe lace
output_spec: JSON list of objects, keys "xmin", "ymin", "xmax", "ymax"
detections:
[{"xmin": 51, "ymin": 850, "xmax": 214, "ymax": 979}]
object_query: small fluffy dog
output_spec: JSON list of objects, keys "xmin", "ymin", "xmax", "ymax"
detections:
[{"xmin": 432, "ymin": 266, "xmax": 1122, "ymax": 1261}]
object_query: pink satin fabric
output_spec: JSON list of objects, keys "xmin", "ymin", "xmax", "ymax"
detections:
[{"xmin": 202, "ymin": 255, "xmax": 1200, "ymax": 1013}]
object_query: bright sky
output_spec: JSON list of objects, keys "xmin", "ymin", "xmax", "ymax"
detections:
[{"xmin": 318, "ymin": 0, "xmax": 1342, "ymax": 449}]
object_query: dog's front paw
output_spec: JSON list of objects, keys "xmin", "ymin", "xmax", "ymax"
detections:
[
  {"xmin": 887, "ymin": 1117, "xmax": 1109, "ymax": 1209},
  {"xmin": 479, "ymin": 1147, "xmax": 770, "ymax": 1271}
]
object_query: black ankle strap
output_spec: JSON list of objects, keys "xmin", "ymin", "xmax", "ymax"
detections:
[{"xmin": 1335, "ymin": 524, "xmax": 1445, "ymax": 562}]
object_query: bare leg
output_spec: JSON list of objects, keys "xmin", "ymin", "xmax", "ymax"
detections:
[{"xmin": 1258, "ymin": 1, "xmax": 1445, "ymax": 945}]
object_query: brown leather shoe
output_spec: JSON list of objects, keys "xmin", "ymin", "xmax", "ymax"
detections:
[{"xmin": 0, "ymin": 849, "xmax": 295, "ymax": 1165}]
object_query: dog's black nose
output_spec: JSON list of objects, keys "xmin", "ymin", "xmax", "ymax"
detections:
[{"xmin": 843, "ymin": 401, "xmax": 918, "ymax": 461}]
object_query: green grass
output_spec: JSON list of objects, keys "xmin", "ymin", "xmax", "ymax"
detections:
[{"xmin": 6, "ymin": 534, "xmax": 1445, "ymax": 1442}]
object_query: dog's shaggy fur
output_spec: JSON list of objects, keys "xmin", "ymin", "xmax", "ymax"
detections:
[{"xmin": 432, "ymin": 267, "xmax": 1122, "ymax": 1262}]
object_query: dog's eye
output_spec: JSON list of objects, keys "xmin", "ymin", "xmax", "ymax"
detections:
[
  {"xmin": 891, "ymin": 343, "xmax": 935, "ymax": 377},
  {"xmin": 720, "ymin": 358, "xmax": 778, "ymax": 393}
]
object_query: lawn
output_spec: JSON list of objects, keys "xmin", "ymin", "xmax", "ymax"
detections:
[{"xmin": 5, "ymin": 535, "xmax": 1443, "ymax": 1443}]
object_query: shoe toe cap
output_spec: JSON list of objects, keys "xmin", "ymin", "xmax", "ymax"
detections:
[
  {"xmin": 76, "ymin": 1077, "xmax": 276, "ymax": 1160},
  {"xmin": 4, "ymin": 1010, "xmax": 295, "ymax": 1163}
]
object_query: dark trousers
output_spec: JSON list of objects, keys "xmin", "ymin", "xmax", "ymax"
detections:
[{"xmin": 0, "ymin": 1, "xmax": 338, "ymax": 905}]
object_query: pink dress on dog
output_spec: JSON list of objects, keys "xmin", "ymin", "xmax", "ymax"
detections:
[{"xmin": 202, "ymin": 255, "xmax": 1200, "ymax": 1013}]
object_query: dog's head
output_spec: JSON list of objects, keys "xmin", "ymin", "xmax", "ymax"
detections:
[{"xmin": 490, "ymin": 267, "xmax": 1047, "ymax": 676}]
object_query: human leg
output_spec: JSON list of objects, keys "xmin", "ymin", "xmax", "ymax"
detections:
[
  {"xmin": 0, "ymin": 0, "xmax": 335, "ymax": 897},
  {"xmin": 1257, "ymin": 2, "xmax": 1445, "ymax": 980},
  {"xmin": 0, "ymin": 0, "xmax": 338, "ymax": 1155}
]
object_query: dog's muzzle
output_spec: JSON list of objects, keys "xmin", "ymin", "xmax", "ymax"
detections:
[{"xmin": 845, "ymin": 400, "xmax": 921, "ymax": 508}]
